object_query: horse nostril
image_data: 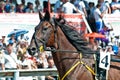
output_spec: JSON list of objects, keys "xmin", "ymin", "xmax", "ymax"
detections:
[
  {"xmin": 27, "ymin": 47, "xmax": 37, "ymax": 56},
  {"xmin": 31, "ymin": 47, "xmax": 36, "ymax": 51}
]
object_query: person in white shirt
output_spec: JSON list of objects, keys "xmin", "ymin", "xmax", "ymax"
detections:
[
  {"xmin": 111, "ymin": 0, "xmax": 120, "ymax": 14},
  {"xmin": 98, "ymin": 0, "xmax": 111, "ymax": 14},
  {"xmin": 74, "ymin": 0, "xmax": 87, "ymax": 17},
  {"xmin": 34, "ymin": 0, "xmax": 43, "ymax": 13},
  {"xmin": 3, "ymin": 44, "xmax": 18, "ymax": 70},
  {"xmin": 94, "ymin": 3, "xmax": 105, "ymax": 32},
  {"xmin": 2, "ymin": 44, "xmax": 19, "ymax": 80},
  {"xmin": 62, "ymin": 0, "xmax": 81, "ymax": 14}
]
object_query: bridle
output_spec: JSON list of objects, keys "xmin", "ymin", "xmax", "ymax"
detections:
[
  {"xmin": 32, "ymin": 19, "xmax": 94, "ymax": 54},
  {"xmin": 32, "ymin": 19, "xmax": 57, "ymax": 53}
]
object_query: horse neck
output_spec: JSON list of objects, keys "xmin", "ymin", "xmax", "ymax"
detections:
[
  {"xmin": 56, "ymin": 27, "xmax": 76, "ymax": 51},
  {"xmin": 52, "ymin": 27, "xmax": 81, "ymax": 79}
]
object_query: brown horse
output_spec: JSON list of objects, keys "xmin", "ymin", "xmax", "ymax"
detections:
[{"xmin": 28, "ymin": 11, "xmax": 120, "ymax": 80}]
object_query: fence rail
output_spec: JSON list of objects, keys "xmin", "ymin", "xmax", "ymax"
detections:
[{"xmin": 0, "ymin": 68, "xmax": 58, "ymax": 80}]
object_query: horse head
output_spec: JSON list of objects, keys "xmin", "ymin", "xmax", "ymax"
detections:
[{"xmin": 28, "ymin": 11, "xmax": 57, "ymax": 56}]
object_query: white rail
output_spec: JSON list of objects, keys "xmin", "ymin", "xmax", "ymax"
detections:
[{"xmin": 0, "ymin": 68, "xmax": 58, "ymax": 80}]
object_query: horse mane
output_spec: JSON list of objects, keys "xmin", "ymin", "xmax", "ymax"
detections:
[
  {"xmin": 54, "ymin": 19, "xmax": 96, "ymax": 54},
  {"xmin": 38, "ymin": 10, "xmax": 96, "ymax": 54}
]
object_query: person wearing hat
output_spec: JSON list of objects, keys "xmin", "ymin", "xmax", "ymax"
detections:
[
  {"xmin": 8, "ymin": 39, "xmax": 14, "ymax": 45},
  {"xmin": 8, "ymin": 39, "xmax": 18, "ymax": 55}
]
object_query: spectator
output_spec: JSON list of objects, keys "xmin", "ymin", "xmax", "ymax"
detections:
[
  {"xmin": 22, "ymin": 2, "xmax": 31, "ymax": 13},
  {"xmin": 111, "ymin": 0, "xmax": 120, "ymax": 14},
  {"xmin": 0, "ymin": 1, "xmax": 6, "ymax": 13},
  {"xmin": 88, "ymin": 2, "xmax": 96, "ymax": 32},
  {"xmin": 8, "ymin": 36, "xmax": 18, "ymax": 55},
  {"xmin": 99, "ymin": 26, "xmax": 112, "ymax": 47},
  {"xmin": 10, "ymin": 4, "xmax": 16, "ymax": 13},
  {"xmin": 34, "ymin": 0, "xmax": 43, "ymax": 13},
  {"xmin": 21, "ymin": 53, "xmax": 35, "ymax": 69},
  {"xmin": 8, "ymin": 34, "xmax": 16, "ymax": 42},
  {"xmin": 88, "ymin": 2, "xmax": 95, "ymax": 18},
  {"xmin": 17, "ymin": 42, "xmax": 27, "ymax": 61},
  {"xmin": 36, "ymin": 54, "xmax": 44, "ymax": 69},
  {"xmin": 47, "ymin": 56, "xmax": 55, "ymax": 68},
  {"xmin": 74, "ymin": 0, "xmax": 87, "ymax": 17},
  {"xmin": 26, "ymin": 2, "xmax": 35, "ymax": 13},
  {"xmin": 45, "ymin": 56, "xmax": 57, "ymax": 80},
  {"xmin": 27, "ymin": 55, "xmax": 37, "ymax": 69},
  {"xmin": 61, "ymin": 0, "xmax": 81, "ymax": 14},
  {"xmin": 37, "ymin": 51, "xmax": 49, "ymax": 80},
  {"xmin": 83, "ymin": 0, "xmax": 89, "ymax": 12},
  {"xmin": 98, "ymin": 0, "xmax": 111, "ymax": 14},
  {"xmin": 1, "ymin": 36, "xmax": 6, "ymax": 48},
  {"xmin": 19, "ymin": 53, "xmax": 34, "ymax": 80},
  {"xmin": 36, "ymin": 51, "xmax": 48, "ymax": 68},
  {"xmin": 0, "ymin": 42, "xmax": 4, "ymax": 70},
  {"xmin": 3, "ymin": 44, "xmax": 19, "ymax": 69},
  {"xmin": 8, "ymin": 33, "xmax": 18, "ymax": 49},
  {"xmin": 18, "ymin": 34, "xmax": 27, "ymax": 42},
  {"xmin": 0, "ymin": 42, "xmax": 5, "ymax": 80},
  {"xmin": 36, "ymin": 47, "xmax": 52, "ymax": 68},
  {"xmin": 21, "ymin": 0, "xmax": 26, "ymax": 8},
  {"xmin": 2, "ymin": 44, "xmax": 19, "ymax": 80},
  {"xmin": 16, "ymin": 4, "xmax": 24, "ymax": 13},
  {"xmin": 112, "ymin": 36, "xmax": 119, "ymax": 55},
  {"xmin": 4, "ymin": 0, "xmax": 11, "ymax": 13},
  {"xmin": 94, "ymin": 3, "xmax": 105, "ymax": 32},
  {"xmin": 54, "ymin": 0, "xmax": 64, "ymax": 13}
]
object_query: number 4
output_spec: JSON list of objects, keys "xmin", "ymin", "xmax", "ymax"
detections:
[{"xmin": 101, "ymin": 55, "xmax": 109, "ymax": 67}]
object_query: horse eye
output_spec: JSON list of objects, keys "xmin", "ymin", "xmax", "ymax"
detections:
[{"xmin": 43, "ymin": 27, "xmax": 48, "ymax": 31}]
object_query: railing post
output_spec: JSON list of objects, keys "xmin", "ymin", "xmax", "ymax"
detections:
[{"xmin": 14, "ymin": 70, "xmax": 19, "ymax": 80}]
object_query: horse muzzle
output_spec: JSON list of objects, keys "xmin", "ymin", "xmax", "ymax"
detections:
[
  {"xmin": 27, "ymin": 45, "xmax": 45, "ymax": 56},
  {"xmin": 27, "ymin": 47, "xmax": 37, "ymax": 56}
]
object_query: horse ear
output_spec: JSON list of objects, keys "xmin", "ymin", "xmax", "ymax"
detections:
[
  {"xmin": 44, "ymin": 10, "xmax": 50, "ymax": 21},
  {"xmin": 39, "ymin": 11, "xmax": 43, "ymax": 21}
]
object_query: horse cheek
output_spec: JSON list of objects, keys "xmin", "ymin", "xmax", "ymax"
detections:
[{"xmin": 47, "ymin": 33, "xmax": 55, "ymax": 47}]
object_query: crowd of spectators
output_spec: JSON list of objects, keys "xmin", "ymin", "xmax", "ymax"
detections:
[
  {"xmin": 0, "ymin": 0, "xmax": 120, "ymax": 32},
  {"xmin": 0, "ymin": 0, "xmax": 119, "ymax": 14},
  {"xmin": 53, "ymin": 0, "xmax": 120, "ymax": 55},
  {"xmin": 0, "ymin": 33, "xmax": 56, "ymax": 80},
  {"xmin": 0, "ymin": 0, "xmax": 120, "ymax": 80},
  {"xmin": 0, "ymin": 0, "xmax": 43, "ymax": 13}
]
